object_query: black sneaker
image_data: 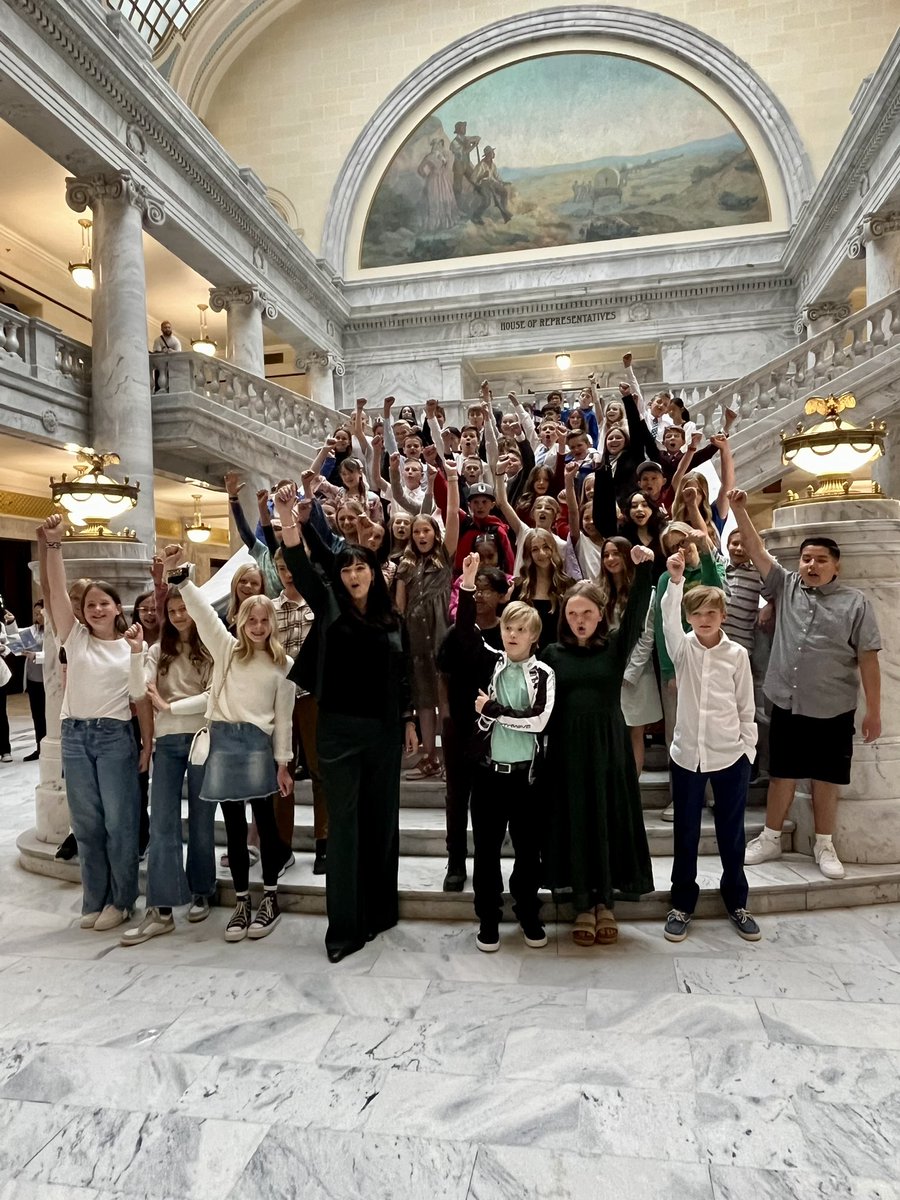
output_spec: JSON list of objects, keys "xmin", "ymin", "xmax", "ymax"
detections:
[
  {"xmin": 522, "ymin": 921, "xmax": 547, "ymax": 948},
  {"xmin": 313, "ymin": 839, "xmax": 327, "ymax": 876},
  {"xmin": 248, "ymin": 892, "xmax": 281, "ymax": 939},
  {"xmin": 55, "ymin": 832, "xmax": 78, "ymax": 861},
  {"xmin": 442, "ymin": 862, "xmax": 467, "ymax": 892},
  {"xmin": 225, "ymin": 895, "xmax": 251, "ymax": 942},
  {"xmin": 475, "ymin": 924, "xmax": 500, "ymax": 953},
  {"xmin": 278, "ymin": 852, "xmax": 295, "ymax": 879},
  {"xmin": 664, "ymin": 909, "xmax": 692, "ymax": 942},
  {"xmin": 729, "ymin": 908, "xmax": 761, "ymax": 942}
]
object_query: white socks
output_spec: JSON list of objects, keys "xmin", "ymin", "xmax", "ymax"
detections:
[
  {"xmin": 762, "ymin": 826, "xmax": 782, "ymax": 842},
  {"xmin": 814, "ymin": 834, "xmax": 834, "ymax": 849}
]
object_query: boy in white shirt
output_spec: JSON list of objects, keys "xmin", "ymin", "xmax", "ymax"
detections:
[{"xmin": 661, "ymin": 547, "xmax": 759, "ymax": 943}]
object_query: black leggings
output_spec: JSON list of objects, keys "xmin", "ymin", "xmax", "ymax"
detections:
[{"xmin": 220, "ymin": 797, "xmax": 287, "ymax": 892}]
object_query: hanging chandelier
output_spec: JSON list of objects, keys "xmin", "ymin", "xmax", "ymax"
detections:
[
  {"xmin": 191, "ymin": 303, "xmax": 217, "ymax": 356},
  {"xmin": 185, "ymin": 494, "xmax": 211, "ymax": 543},
  {"xmin": 781, "ymin": 393, "xmax": 886, "ymax": 504},
  {"xmin": 50, "ymin": 449, "xmax": 140, "ymax": 539},
  {"xmin": 68, "ymin": 218, "xmax": 95, "ymax": 290}
]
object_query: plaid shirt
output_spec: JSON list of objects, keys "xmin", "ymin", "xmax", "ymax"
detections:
[{"xmin": 273, "ymin": 592, "xmax": 315, "ymax": 698}]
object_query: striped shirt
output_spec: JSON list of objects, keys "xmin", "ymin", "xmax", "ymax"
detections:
[{"xmin": 723, "ymin": 562, "xmax": 764, "ymax": 651}]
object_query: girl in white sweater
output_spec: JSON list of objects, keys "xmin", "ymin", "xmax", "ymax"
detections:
[{"xmin": 167, "ymin": 547, "xmax": 296, "ymax": 941}]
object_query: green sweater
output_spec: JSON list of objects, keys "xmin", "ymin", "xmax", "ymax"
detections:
[{"xmin": 654, "ymin": 553, "xmax": 726, "ymax": 680}]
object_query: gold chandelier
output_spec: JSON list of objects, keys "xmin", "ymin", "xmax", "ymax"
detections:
[
  {"xmin": 50, "ymin": 449, "xmax": 140, "ymax": 539},
  {"xmin": 781, "ymin": 393, "xmax": 886, "ymax": 504}
]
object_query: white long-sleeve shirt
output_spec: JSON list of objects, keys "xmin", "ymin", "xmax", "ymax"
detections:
[
  {"xmin": 661, "ymin": 578, "xmax": 757, "ymax": 773},
  {"xmin": 180, "ymin": 581, "xmax": 295, "ymax": 764}
]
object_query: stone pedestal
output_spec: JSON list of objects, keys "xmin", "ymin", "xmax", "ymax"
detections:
[
  {"xmin": 764, "ymin": 498, "xmax": 900, "ymax": 863},
  {"xmin": 209, "ymin": 284, "xmax": 276, "ymax": 377}
]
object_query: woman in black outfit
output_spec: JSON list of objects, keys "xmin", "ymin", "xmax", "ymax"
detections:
[{"xmin": 273, "ymin": 485, "xmax": 416, "ymax": 963}]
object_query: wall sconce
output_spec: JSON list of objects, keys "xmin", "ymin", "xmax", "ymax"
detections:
[
  {"xmin": 67, "ymin": 219, "xmax": 95, "ymax": 290},
  {"xmin": 781, "ymin": 392, "xmax": 886, "ymax": 503},
  {"xmin": 185, "ymin": 494, "xmax": 211, "ymax": 543},
  {"xmin": 555, "ymin": 352, "xmax": 572, "ymax": 371},
  {"xmin": 190, "ymin": 304, "xmax": 217, "ymax": 357},
  {"xmin": 50, "ymin": 449, "xmax": 139, "ymax": 539}
]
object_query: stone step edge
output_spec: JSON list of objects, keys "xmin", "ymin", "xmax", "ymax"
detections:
[{"xmin": 16, "ymin": 829, "xmax": 900, "ymax": 920}]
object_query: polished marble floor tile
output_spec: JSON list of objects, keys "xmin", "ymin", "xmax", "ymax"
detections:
[
  {"xmin": 585, "ymin": 987, "xmax": 769, "ymax": 1041},
  {"xmin": 0, "ymin": 1097, "xmax": 74, "ymax": 1177},
  {"xmin": 318, "ymin": 1014, "xmax": 509, "ymax": 1077},
  {"xmin": 674, "ymin": 957, "xmax": 850, "ymax": 1001},
  {"xmin": 709, "ymin": 1165, "xmax": 900, "ymax": 1199},
  {"xmin": 499, "ymin": 1025, "xmax": 694, "ymax": 1090},
  {"xmin": 757, "ymin": 997, "xmax": 900, "ymax": 1050},
  {"xmin": 152, "ymin": 1004, "xmax": 340, "ymax": 1062},
  {"xmin": 414, "ymin": 979, "xmax": 587, "ymax": 1030}
]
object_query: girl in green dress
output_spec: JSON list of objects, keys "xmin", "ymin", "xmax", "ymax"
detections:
[{"xmin": 542, "ymin": 544, "xmax": 655, "ymax": 946}]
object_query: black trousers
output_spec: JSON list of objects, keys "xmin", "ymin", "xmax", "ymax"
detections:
[
  {"xmin": 27, "ymin": 680, "xmax": 46, "ymax": 747},
  {"xmin": 317, "ymin": 713, "xmax": 401, "ymax": 956},
  {"xmin": 442, "ymin": 715, "xmax": 473, "ymax": 866},
  {"xmin": 471, "ymin": 763, "xmax": 542, "ymax": 928},
  {"xmin": 670, "ymin": 756, "xmax": 751, "ymax": 915},
  {"xmin": 0, "ymin": 686, "xmax": 9, "ymax": 755},
  {"xmin": 220, "ymin": 797, "xmax": 287, "ymax": 892}
]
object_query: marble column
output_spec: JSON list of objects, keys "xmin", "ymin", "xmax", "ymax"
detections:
[
  {"xmin": 299, "ymin": 350, "xmax": 342, "ymax": 409},
  {"xmin": 441, "ymin": 361, "xmax": 463, "ymax": 409},
  {"xmin": 794, "ymin": 300, "xmax": 851, "ymax": 340},
  {"xmin": 27, "ymin": 568, "xmax": 68, "ymax": 846},
  {"xmin": 659, "ymin": 339, "xmax": 684, "ymax": 388},
  {"xmin": 847, "ymin": 210, "xmax": 900, "ymax": 305},
  {"xmin": 763, "ymin": 498, "xmax": 900, "ymax": 863},
  {"xmin": 208, "ymin": 284, "xmax": 276, "ymax": 377},
  {"xmin": 66, "ymin": 171, "xmax": 163, "ymax": 550}
]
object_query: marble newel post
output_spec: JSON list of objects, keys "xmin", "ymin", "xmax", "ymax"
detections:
[
  {"xmin": 847, "ymin": 211, "xmax": 900, "ymax": 305},
  {"xmin": 764, "ymin": 498, "xmax": 900, "ymax": 864},
  {"xmin": 299, "ymin": 351, "xmax": 343, "ymax": 410},
  {"xmin": 208, "ymin": 284, "xmax": 277, "ymax": 377}
]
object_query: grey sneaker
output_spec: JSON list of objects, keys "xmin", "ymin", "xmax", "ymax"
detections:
[
  {"xmin": 664, "ymin": 909, "xmax": 692, "ymax": 942},
  {"xmin": 79, "ymin": 911, "xmax": 101, "ymax": 930},
  {"xmin": 225, "ymin": 895, "xmax": 251, "ymax": 942},
  {"xmin": 94, "ymin": 905, "xmax": 132, "ymax": 931},
  {"xmin": 120, "ymin": 907, "xmax": 175, "ymax": 946},
  {"xmin": 729, "ymin": 909, "xmax": 762, "ymax": 941},
  {"xmin": 187, "ymin": 895, "xmax": 211, "ymax": 923},
  {"xmin": 660, "ymin": 803, "xmax": 674, "ymax": 822}
]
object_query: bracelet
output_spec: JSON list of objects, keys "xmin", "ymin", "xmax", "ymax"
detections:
[
  {"xmin": 282, "ymin": 521, "xmax": 299, "ymax": 530},
  {"xmin": 45, "ymin": 541, "xmax": 62, "ymax": 550}
]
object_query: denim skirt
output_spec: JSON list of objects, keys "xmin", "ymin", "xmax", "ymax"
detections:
[{"xmin": 199, "ymin": 721, "xmax": 278, "ymax": 802}]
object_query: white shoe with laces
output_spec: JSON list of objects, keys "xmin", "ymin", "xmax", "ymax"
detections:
[
  {"xmin": 814, "ymin": 841, "xmax": 845, "ymax": 880},
  {"xmin": 744, "ymin": 832, "xmax": 782, "ymax": 866},
  {"xmin": 120, "ymin": 907, "xmax": 174, "ymax": 946}
]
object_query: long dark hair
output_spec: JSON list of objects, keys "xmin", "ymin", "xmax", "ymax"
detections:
[
  {"xmin": 332, "ymin": 544, "xmax": 398, "ymax": 629},
  {"xmin": 82, "ymin": 580, "xmax": 128, "ymax": 636},
  {"xmin": 620, "ymin": 492, "xmax": 666, "ymax": 553},
  {"xmin": 157, "ymin": 586, "xmax": 213, "ymax": 684},
  {"xmin": 598, "ymin": 536, "xmax": 635, "ymax": 627}
]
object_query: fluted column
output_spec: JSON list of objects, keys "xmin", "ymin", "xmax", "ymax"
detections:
[
  {"xmin": 847, "ymin": 211, "xmax": 900, "ymax": 305},
  {"xmin": 208, "ymin": 284, "xmax": 276, "ymax": 377},
  {"xmin": 66, "ymin": 171, "xmax": 163, "ymax": 549},
  {"xmin": 794, "ymin": 300, "xmax": 851, "ymax": 340},
  {"xmin": 299, "ymin": 350, "xmax": 343, "ymax": 409}
]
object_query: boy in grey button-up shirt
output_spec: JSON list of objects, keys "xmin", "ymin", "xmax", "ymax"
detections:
[{"xmin": 727, "ymin": 489, "xmax": 881, "ymax": 882}]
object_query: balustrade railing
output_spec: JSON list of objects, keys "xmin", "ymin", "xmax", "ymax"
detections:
[
  {"xmin": 0, "ymin": 303, "xmax": 92, "ymax": 394},
  {"xmin": 151, "ymin": 351, "xmax": 338, "ymax": 448},
  {"xmin": 691, "ymin": 292, "xmax": 900, "ymax": 434}
]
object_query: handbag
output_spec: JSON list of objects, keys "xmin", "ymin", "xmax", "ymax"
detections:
[{"xmin": 188, "ymin": 650, "xmax": 232, "ymax": 768}]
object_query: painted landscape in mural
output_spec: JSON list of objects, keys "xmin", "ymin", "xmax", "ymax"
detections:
[{"xmin": 360, "ymin": 52, "xmax": 769, "ymax": 268}]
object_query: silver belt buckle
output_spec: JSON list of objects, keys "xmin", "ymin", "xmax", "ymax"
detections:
[{"xmin": 496, "ymin": 762, "xmax": 512, "ymax": 774}]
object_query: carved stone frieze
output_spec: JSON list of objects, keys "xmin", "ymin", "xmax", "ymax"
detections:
[
  {"xmin": 208, "ymin": 284, "xmax": 277, "ymax": 320},
  {"xmin": 65, "ymin": 171, "xmax": 164, "ymax": 227}
]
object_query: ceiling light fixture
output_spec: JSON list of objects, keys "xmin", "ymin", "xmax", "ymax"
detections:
[
  {"xmin": 185, "ymin": 494, "xmax": 212, "ymax": 543},
  {"xmin": 555, "ymin": 352, "xmax": 572, "ymax": 371},
  {"xmin": 50, "ymin": 449, "xmax": 139, "ymax": 539},
  {"xmin": 67, "ymin": 218, "xmax": 95, "ymax": 290},
  {"xmin": 190, "ymin": 303, "xmax": 217, "ymax": 357}
]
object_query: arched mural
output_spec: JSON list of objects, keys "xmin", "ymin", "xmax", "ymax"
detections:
[{"xmin": 360, "ymin": 51, "xmax": 770, "ymax": 269}]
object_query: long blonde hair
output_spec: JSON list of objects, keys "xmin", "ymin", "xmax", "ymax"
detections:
[
  {"xmin": 227, "ymin": 564, "xmax": 265, "ymax": 626},
  {"xmin": 672, "ymin": 473, "xmax": 720, "ymax": 548},
  {"xmin": 233, "ymin": 595, "xmax": 287, "ymax": 665},
  {"xmin": 515, "ymin": 529, "xmax": 573, "ymax": 613}
]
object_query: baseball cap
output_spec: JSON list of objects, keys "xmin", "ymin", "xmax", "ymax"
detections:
[
  {"xmin": 636, "ymin": 460, "xmax": 665, "ymax": 477},
  {"xmin": 468, "ymin": 483, "xmax": 496, "ymax": 499}
]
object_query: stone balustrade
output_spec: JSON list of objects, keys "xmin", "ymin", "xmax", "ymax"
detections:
[
  {"xmin": 691, "ymin": 292, "xmax": 900, "ymax": 435},
  {"xmin": 0, "ymin": 302, "xmax": 91, "ymax": 392},
  {"xmin": 0, "ymin": 303, "xmax": 92, "ymax": 444}
]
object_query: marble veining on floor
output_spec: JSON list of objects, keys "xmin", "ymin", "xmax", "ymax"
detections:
[{"xmin": 2, "ymin": 701, "xmax": 900, "ymax": 1198}]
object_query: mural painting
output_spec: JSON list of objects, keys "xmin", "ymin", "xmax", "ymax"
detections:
[{"xmin": 360, "ymin": 52, "xmax": 770, "ymax": 269}]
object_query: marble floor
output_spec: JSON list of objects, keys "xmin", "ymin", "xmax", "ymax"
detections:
[{"xmin": 2, "ymin": 696, "xmax": 900, "ymax": 1199}]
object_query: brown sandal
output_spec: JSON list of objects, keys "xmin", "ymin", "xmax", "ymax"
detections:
[
  {"xmin": 405, "ymin": 756, "xmax": 442, "ymax": 780},
  {"xmin": 594, "ymin": 906, "xmax": 618, "ymax": 945},
  {"xmin": 572, "ymin": 910, "xmax": 596, "ymax": 946}
]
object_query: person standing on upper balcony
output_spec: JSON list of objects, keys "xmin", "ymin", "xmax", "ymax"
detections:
[{"xmin": 151, "ymin": 320, "xmax": 182, "ymax": 393}]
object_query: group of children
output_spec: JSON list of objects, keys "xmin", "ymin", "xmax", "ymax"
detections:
[{"xmin": 39, "ymin": 360, "xmax": 882, "ymax": 956}]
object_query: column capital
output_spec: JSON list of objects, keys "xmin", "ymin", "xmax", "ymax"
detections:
[
  {"xmin": 298, "ymin": 350, "xmax": 345, "ymax": 377},
  {"xmin": 208, "ymin": 284, "xmax": 277, "ymax": 320},
  {"xmin": 65, "ymin": 171, "xmax": 164, "ymax": 227},
  {"xmin": 848, "ymin": 210, "xmax": 900, "ymax": 259},
  {"xmin": 794, "ymin": 299, "xmax": 851, "ymax": 334}
]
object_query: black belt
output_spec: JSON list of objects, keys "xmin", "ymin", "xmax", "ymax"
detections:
[{"xmin": 480, "ymin": 759, "xmax": 531, "ymax": 774}]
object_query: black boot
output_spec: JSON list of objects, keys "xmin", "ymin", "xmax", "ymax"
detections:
[
  {"xmin": 313, "ymin": 838, "xmax": 327, "ymax": 876},
  {"xmin": 442, "ymin": 860, "xmax": 467, "ymax": 892},
  {"xmin": 55, "ymin": 832, "xmax": 78, "ymax": 861}
]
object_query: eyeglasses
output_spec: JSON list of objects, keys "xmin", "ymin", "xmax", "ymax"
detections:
[{"xmin": 137, "ymin": 607, "xmax": 156, "ymax": 617}]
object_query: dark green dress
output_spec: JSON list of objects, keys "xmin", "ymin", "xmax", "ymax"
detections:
[{"xmin": 541, "ymin": 563, "xmax": 653, "ymax": 911}]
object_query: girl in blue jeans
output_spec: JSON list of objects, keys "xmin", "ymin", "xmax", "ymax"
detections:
[
  {"xmin": 121, "ymin": 584, "xmax": 217, "ymax": 945},
  {"xmin": 38, "ymin": 515, "xmax": 151, "ymax": 932}
]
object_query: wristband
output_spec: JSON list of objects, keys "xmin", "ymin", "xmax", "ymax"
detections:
[{"xmin": 45, "ymin": 541, "xmax": 62, "ymax": 551}]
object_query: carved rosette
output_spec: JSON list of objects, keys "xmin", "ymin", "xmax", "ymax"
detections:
[
  {"xmin": 209, "ymin": 285, "xmax": 278, "ymax": 320},
  {"xmin": 848, "ymin": 210, "xmax": 900, "ymax": 259},
  {"xmin": 65, "ymin": 171, "xmax": 165, "ymax": 228}
]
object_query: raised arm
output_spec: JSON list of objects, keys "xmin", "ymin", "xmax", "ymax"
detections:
[
  {"xmin": 382, "ymin": 396, "xmax": 399, "ymax": 456},
  {"xmin": 509, "ymin": 392, "xmax": 538, "ymax": 451},
  {"xmin": 443, "ymin": 461, "xmax": 461, "ymax": 559},
  {"xmin": 36, "ymin": 516, "xmax": 75, "ymax": 643},
  {"xmin": 711, "ymin": 435, "xmax": 735, "ymax": 520},
  {"xmin": 272, "ymin": 488, "xmax": 331, "ymax": 616},
  {"xmin": 424, "ymin": 399, "xmax": 446, "ymax": 464},
  {"xmin": 256, "ymin": 489, "xmax": 280, "ymax": 556},
  {"xmin": 564, "ymin": 460, "xmax": 581, "ymax": 545},
  {"xmin": 389, "ymin": 453, "xmax": 421, "ymax": 515},
  {"xmin": 660, "ymin": 551, "xmax": 688, "ymax": 668},
  {"xmin": 727, "ymin": 489, "xmax": 777, "ymax": 581},
  {"xmin": 591, "ymin": 463, "xmax": 618, "ymax": 539},
  {"xmin": 225, "ymin": 471, "xmax": 262, "ymax": 553},
  {"xmin": 494, "ymin": 471, "xmax": 525, "ymax": 538},
  {"xmin": 622, "ymin": 352, "xmax": 644, "ymax": 413}
]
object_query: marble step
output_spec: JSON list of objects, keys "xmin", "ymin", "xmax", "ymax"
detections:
[
  {"xmin": 16, "ymin": 827, "xmax": 900, "ymax": 921},
  {"xmin": 291, "ymin": 773, "xmax": 768, "ymax": 811},
  {"xmin": 186, "ymin": 803, "xmax": 791, "ymax": 860}
]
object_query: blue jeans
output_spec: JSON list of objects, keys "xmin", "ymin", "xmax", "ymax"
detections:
[
  {"xmin": 147, "ymin": 733, "xmax": 216, "ymax": 907},
  {"xmin": 670, "ymin": 755, "xmax": 751, "ymax": 915},
  {"xmin": 61, "ymin": 718, "xmax": 140, "ymax": 915}
]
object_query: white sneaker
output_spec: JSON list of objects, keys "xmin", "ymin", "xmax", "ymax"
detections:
[
  {"xmin": 814, "ymin": 842, "xmax": 845, "ymax": 880},
  {"xmin": 187, "ymin": 895, "xmax": 211, "ymax": 923},
  {"xmin": 93, "ymin": 905, "xmax": 132, "ymax": 931},
  {"xmin": 660, "ymin": 803, "xmax": 674, "ymax": 822},
  {"xmin": 0, "ymin": 754, "xmax": 11, "ymax": 764},
  {"xmin": 744, "ymin": 832, "xmax": 783, "ymax": 865},
  {"xmin": 120, "ymin": 908, "xmax": 175, "ymax": 945}
]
